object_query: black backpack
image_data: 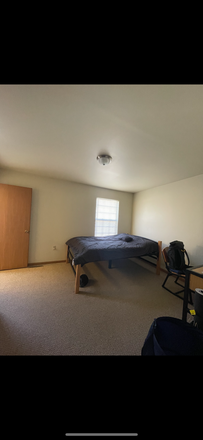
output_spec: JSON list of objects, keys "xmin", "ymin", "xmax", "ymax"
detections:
[{"xmin": 167, "ymin": 240, "xmax": 189, "ymax": 271}]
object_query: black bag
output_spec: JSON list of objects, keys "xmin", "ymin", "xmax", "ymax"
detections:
[
  {"xmin": 141, "ymin": 316, "xmax": 203, "ymax": 355},
  {"xmin": 167, "ymin": 240, "xmax": 189, "ymax": 271},
  {"xmin": 80, "ymin": 274, "xmax": 88, "ymax": 287}
]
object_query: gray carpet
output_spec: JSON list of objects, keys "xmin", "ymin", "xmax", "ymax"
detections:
[{"xmin": 0, "ymin": 258, "xmax": 184, "ymax": 355}]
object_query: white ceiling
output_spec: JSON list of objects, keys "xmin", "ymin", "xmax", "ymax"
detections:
[{"xmin": 0, "ymin": 84, "xmax": 203, "ymax": 193}]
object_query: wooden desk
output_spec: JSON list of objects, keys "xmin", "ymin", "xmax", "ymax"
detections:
[{"xmin": 182, "ymin": 265, "xmax": 203, "ymax": 322}]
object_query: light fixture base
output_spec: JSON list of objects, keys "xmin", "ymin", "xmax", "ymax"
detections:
[{"xmin": 97, "ymin": 154, "xmax": 112, "ymax": 166}]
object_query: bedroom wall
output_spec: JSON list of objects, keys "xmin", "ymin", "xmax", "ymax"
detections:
[
  {"xmin": 0, "ymin": 169, "xmax": 133, "ymax": 264},
  {"xmin": 132, "ymin": 174, "xmax": 203, "ymax": 267}
]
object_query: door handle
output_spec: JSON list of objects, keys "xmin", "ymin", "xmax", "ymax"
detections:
[{"xmin": 25, "ymin": 230, "xmax": 30, "ymax": 233}]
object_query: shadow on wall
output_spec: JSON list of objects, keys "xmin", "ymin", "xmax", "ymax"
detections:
[
  {"xmin": 159, "ymin": 241, "xmax": 168, "ymax": 270},
  {"xmin": 0, "ymin": 164, "xmax": 5, "ymax": 174},
  {"xmin": 190, "ymin": 246, "xmax": 203, "ymax": 266}
]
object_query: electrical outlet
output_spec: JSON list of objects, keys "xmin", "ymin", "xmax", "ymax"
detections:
[{"xmin": 53, "ymin": 245, "xmax": 56, "ymax": 250}]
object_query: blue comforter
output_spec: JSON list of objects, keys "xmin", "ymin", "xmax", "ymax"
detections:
[{"xmin": 66, "ymin": 233, "xmax": 159, "ymax": 267}]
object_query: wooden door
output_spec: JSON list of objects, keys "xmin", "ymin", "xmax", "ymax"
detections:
[{"xmin": 0, "ymin": 183, "xmax": 32, "ymax": 270}]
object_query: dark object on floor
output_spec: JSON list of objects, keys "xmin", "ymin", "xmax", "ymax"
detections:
[
  {"xmin": 141, "ymin": 316, "xmax": 203, "ymax": 355},
  {"xmin": 80, "ymin": 274, "xmax": 88, "ymax": 287}
]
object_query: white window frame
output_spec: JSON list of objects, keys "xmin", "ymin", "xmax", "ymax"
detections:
[{"xmin": 94, "ymin": 197, "xmax": 119, "ymax": 237}]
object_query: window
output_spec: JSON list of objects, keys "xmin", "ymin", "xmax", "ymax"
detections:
[{"xmin": 94, "ymin": 198, "xmax": 119, "ymax": 236}]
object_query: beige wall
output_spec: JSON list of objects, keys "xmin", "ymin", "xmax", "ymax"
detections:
[
  {"xmin": 0, "ymin": 169, "xmax": 133, "ymax": 264},
  {"xmin": 132, "ymin": 174, "xmax": 203, "ymax": 267},
  {"xmin": 3, "ymin": 167, "xmax": 203, "ymax": 268}
]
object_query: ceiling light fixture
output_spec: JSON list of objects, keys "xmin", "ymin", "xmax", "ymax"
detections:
[{"xmin": 97, "ymin": 154, "xmax": 112, "ymax": 166}]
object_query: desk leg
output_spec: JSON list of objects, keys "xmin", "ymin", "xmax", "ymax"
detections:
[{"xmin": 182, "ymin": 270, "xmax": 190, "ymax": 321}]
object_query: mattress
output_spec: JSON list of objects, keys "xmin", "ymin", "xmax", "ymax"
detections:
[{"xmin": 66, "ymin": 233, "xmax": 159, "ymax": 267}]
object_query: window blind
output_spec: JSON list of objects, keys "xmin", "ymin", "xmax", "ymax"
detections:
[{"xmin": 94, "ymin": 198, "xmax": 119, "ymax": 236}]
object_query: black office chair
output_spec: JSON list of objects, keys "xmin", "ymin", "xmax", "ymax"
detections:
[{"xmin": 162, "ymin": 246, "xmax": 193, "ymax": 303}]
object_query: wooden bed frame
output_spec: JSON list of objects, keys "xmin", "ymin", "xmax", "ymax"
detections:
[{"xmin": 66, "ymin": 240, "xmax": 162, "ymax": 294}]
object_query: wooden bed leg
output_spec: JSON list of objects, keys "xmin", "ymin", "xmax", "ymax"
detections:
[
  {"xmin": 156, "ymin": 241, "xmax": 162, "ymax": 275},
  {"xmin": 75, "ymin": 264, "xmax": 81, "ymax": 293},
  {"xmin": 66, "ymin": 245, "xmax": 69, "ymax": 263}
]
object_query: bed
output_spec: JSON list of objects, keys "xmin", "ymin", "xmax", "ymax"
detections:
[{"xmin": 65, "ymin": 233, "xmax": 162, "ymax": 293}]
